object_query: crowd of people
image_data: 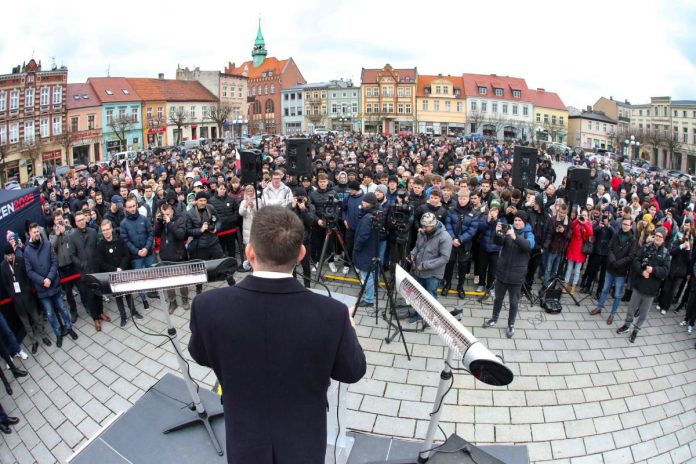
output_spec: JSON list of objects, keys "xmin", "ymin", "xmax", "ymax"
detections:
[{"xmin": 0, "ymin": 132, "xmax": 694, "ymax": 435}]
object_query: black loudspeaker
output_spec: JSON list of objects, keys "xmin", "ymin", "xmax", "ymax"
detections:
[
  {"xmin": 567, "ymin": 166, "xmax": 591, "ymax": 206},
  {"xmin": 240, "ymin": 149, "xmax": 262, "ymax": 184},
  {"xmin": 286, "ymin": 138, "xmax": 312, "ymax": 177},
  {"xmin": 511, "ymin": 147, "xmax": 538, "ymax": 190}
]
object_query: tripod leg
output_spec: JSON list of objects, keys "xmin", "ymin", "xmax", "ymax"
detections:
[
  {"xmin": 316, "ymin": 229, "xmax": 332, "ymax": 279},
  {"xmin": 382, "ymin": 266, "xmax": 411, "ymax": 360}
]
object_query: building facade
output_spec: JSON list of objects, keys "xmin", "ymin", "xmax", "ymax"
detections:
[
  {"xmin": 327, "ymin": 79, "xmax": 360, "ymax": 132},
  {"xmin": 281, "ymin": 86, "xmax": 305, "ymax": 135},
  {"xmin": 67, "ymin": 83, "xmax": 102, "ymax": 165},
  {"xmin": 415, "ymin": 74, "xmax": 466, "ymax": 136},
  {"xmin": 360, "ymin": 64, "xmax": 417, "ymax": 135},
  {"xmin": 225, "ymin": 20, "xmax": 306, "ymax": 135},
  {"xmin": 302, "ymin": 83, "xmax": 330, "ymax": 133},
  {"xmin": 593, "ymin": 96, "xmax": 631, "ymax": 134},
  {"xmin": 219, "ymin": 73, "xmax": 248, "ymax": 139},
  {"xmin": 462, "ymin": 73, "xmax": 534, "ymax": 141},
  {"xmin": 87, "ymin": 77, "xmax": 143, "ymax": 156},
  {"xmin": 0, "ymin": 59, "xmax": 68, "ymax": 183},
  {"xmin": 568, "ymin": 109, "xmax": 617, "ymax": 151},
  {"xmin": 530, "ymin": 89, "xmax": 568, "ymax": 144}
]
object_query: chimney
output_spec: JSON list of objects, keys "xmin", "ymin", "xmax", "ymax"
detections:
[
  {"xmin": 610, "ymin": 96, "xmax": 613, "ymax": 100},
  {"xmin": 158, "ymin": 73, "xmax": 164, "ymax": 80},
  {"xmin": 537, "ymin": 88, "xmax": 545, "ymax": 92},
  {"xmin": 586, "ymin": 105, "xmax": 592, "ymax": 112}
]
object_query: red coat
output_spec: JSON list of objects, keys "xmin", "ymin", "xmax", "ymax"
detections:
[
  {"xmin": 611, "ymin": 176, "xmax": 623, "ymax": 193},
  {"xmin": 567, "ymin": 219, "xmax": 594, "ymax": 263}
]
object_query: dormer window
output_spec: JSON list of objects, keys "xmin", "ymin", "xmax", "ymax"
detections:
[
  {"xmin": 512, "ymin": 90, "xmax": 521, "ymax": 98},
  {"xmin": 122, "ymin": 89, "xmax": 130, "ymax": 95},
  {"xmin": 495, "ymin": 88, "xmax": 503, "ymax": 97},
  {"xmin": 73, "ymin": 95, "xmax": 80, "ymax": 100},
  {"xmin": 105, "ymin": 90, "xmax": 113, "ymax": 95},
  {"xmin": 478, "ymin": 87, "xmax": 487, "ymax": 95},
  {"xmin": 82, "ymin": 95, "xmax": 89, "ymax": 99}
]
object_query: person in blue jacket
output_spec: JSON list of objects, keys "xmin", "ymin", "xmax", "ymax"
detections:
[
  {"xmin": 442, "ymin": 192, "xmax": 479, "ymax": 298},
  {"xmin": 477, "ymin": 199, "xmax": 507, "ymax": 300}
]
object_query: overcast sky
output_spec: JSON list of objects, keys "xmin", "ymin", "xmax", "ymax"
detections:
[{"xmin": 2, "ymin": 0, "xmax": 695, "ymax": 109}]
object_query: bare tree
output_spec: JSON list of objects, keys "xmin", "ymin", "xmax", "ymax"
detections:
[
  {"xmin": 168, "ymin": 107, "xmax": 188, "ymax": 145},
  {"xmin": 56, "ymin": 127, "xmax": 73, "ymax": 165},
  {"xmin": 663, "ymin": 134, "xmax": 683, "ymax": 171},
  {"xmin": 22, "ymin": 139, "xmax": 43, "ymax": 179},
  {"xmin": 485, "ymin": 113, "xmax": 509, "ymax": 139},
  {"xmin": 467, "ymin": 109, "xmax": 485, "ymax": 134},
  {"xmin": 207, "ymin": 103, "xmax": 233, "ymax": 139},
  {"xmin": 109, "ymin": 114, "xmax": 135, "ymax": 152},
  {"xmin": 642, "ymin": 127, "xmax": 664, "ymax": 165}
]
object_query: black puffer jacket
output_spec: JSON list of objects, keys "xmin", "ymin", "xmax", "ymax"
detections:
[
  {"xmin": 186, "ymin": 204, "xmax": 220, "ymax": 250},
  {"xmin": 97, "ymin": 237, "xmax": 130, "ymax": 272},
  {"xmin": 494, "ymin": 223, "xmax": 533, "ymax": 284},
  {"xmin": 668, "ymin": 239, "xmax": 691, "ymax": 277},
  {"xmin": 69, "ymin": 226, "xmax": 100, "ymax": 274},
  {"xmin": 154, "ymin": 211, "xmax": 188, "ymax": 262},
  {"xmin": 606, "ymin": 231, "xmax": 635, "ymax": 276},
  {"xmin": 592, "ymin": 221, "xmax": 615, "ymax": 256},
  {"xmin": 631, "ymin": 243, "xmax": 671, "ymax": 296},
  {"xmin": 208, "ymin": 194, "xmax": 239, "ymax": 231}
]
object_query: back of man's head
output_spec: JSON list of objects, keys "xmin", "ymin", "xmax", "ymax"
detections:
[{"xmin": 250, "ymin": 206, "xmax": 304, "ymax": 271}]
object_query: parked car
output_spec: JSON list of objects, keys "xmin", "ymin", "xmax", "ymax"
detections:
[
  {"xmin": 465, "ymin": 133, "xmax": 485, "ymax": 142},
  {"xmin": 4, "ymin": 179, "xmax": 20, "ymax": 190}
]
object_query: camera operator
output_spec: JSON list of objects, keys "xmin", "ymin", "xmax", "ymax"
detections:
[
  {"xmin": 309, "ymin": 173, "xmax": 338, "ymax": 271},
  {"xmin": 477, "ymin": 200, "xmax": 506, "ymax": 299},
  {"xmin": 442, "ymin": 191, "xmax": 479, "ymax": 298},
  {"xmin": 353, "ymin": 192, "xmax": 381, "ymax": 307},
  {"xmin": 342, "ymin": 181, "xmax": 364, "ymax": 271},
  {"xmin": 543, "ymin": 203, "xmax": 572, "ymax": 286},
  {"xmin": 208, "ymin": 183, "xmax": 240, "ymax": 260},
  {"xmin": 154, "ymin": 203, "xmax": 190, "ymax": 312},
  {"xmin": 483, "ymin": 210, "xmax": 535, "ymax": 338},
  {"xmin": 616, "ymin": 227, "xmax": 671, "ymax": 342},
  {"xmin": 291, "ymin": 188, "xmax": 316, "ymax": 288},
  {"xmin": 524, "ymin": 194, "xmax": 550, "ymax": 293},
  {"xmin": 579, "ymin": 209, "xmax": 614, "ymax": 296}
]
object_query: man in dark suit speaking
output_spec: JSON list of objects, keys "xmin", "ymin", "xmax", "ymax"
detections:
[{"xmin": 188, "ymin": 205, "xmax": 367, "ymax": 464}]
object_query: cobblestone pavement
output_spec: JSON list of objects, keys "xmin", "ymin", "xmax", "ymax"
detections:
[{"xmin": 1, "ymin": 275, "xmax": 695, "ymax": 464}]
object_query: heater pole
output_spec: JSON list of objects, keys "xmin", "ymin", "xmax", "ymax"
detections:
[{"xmin": 419, "ymin": 348, "xmax": 454, "ymax": 463}]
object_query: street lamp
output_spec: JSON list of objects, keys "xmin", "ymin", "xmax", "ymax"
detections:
[{"xmin": 624, "ymin": 135, "xmax": 640, "ymax": 163}]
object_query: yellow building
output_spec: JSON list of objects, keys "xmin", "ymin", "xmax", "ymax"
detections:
[
  {"xmin": 530, "ymin": 89, "xmax": 568, "ymax": 144},
  {"xmin": 415, "ymin": 74, "xmax": 466, "ymax": 136},
  {"xmin": 141, "ymin": 101, "xmax": 168, "ymax": 147},
  {"xmin": 360, "ymin": 64, "xmax": 416, "ymax": 135},
  {"xmin": 568, "ymin": 109, "xmax": 617, "ymax": 151}
]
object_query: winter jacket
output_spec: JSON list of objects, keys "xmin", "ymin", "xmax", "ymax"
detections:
[
  {"xmin": 239, "ymin": 198, "xmax": 257, "ymax": 244},
  {"xmin": 546, "ymin": 216, "xmax": 572, "ymax": 254},
  {"xmin": 343, "ymin": 192, "xmax": 365, "ymax": 230},
  {"xmin": 478, "ymin": 216, "xmax": 507, "ymax": 253},
  {"xmin": 606, "ymin": 231, "xmax": 635, "ymax": 277},
  {"xmin": 527, "ymin": 208, "xmax": 550, "ymax": 252},
  {"xmin": 567, "ymin": 219, "xmax": 594, "ymax": 263},
  {"xmin": 186, "ymin": 204, "xmax": 221, "ymax": 250},
  {"xmin": 668, "ymin": 237, "xmax": 691, "ymax": 277},
  {"xmin": 120, "ymin": 212, "xmax": 155, "ymax": 258},
  {"xmin": 409, "ymin": 221, "xmax": 453, "ymax": 280},
  {"xmin": 494, "ymin": 223, "xmax": 534, "ymax": 284},
  {"xmin": 591, "ymin": 221, "xmax": 615, "ymax": 256},
  {"xmin": 292, "ymin": 204, "xmax": 316, "ymax": 245},
  {"xmin": 208, "ymin": 194, "xmax": 239, "ymax": 231},
  {"xmin": 262, "ymin": 183, "xmax": 293, "ymax": 207},
  {"xmin": 154, "ymin": 212, "xmax": 188, "ymax": 262},
  {"xmin": 97, "ymin": 237, "xmax": 131, "ymax": 272},
  {"xmin": 445, "ymin": 203, "xmax": 479, "ymax": 247},
  {"xmin": 414, "ymin": 203, "xmax": 448, "ymax": 232},
  {"xmin": 49, "ymin": 226, "xmax": 74, "ymax": 267},
  {"xmin": 353, "ymin": 208, "xmax": 380, "ymax": 271},
  {"xmin": 631, "ymin": 243, "xmax": 671, "ymax": 296},
  {"xmin": 68, "ymin": 226, "xmax": 100, "ymax": 274},
  {"xmin": 104, "ymin": 208, "xmax": 126, "ymax": 236},
  {"xmin": 23, "ymin": 238, "xmax": 62, "ymax": 298}
]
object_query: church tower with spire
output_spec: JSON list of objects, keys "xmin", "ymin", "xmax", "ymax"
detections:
[{"xmin": 251, "ymin": 18, "xmax": 268, "ymax": 67}]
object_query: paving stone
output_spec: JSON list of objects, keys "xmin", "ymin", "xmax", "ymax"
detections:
[
  {"xmin": 532, "ymin": 422, "xmax": 566, "ymax": 441},
  {"xmin": 583, "ymin": 432, "xmax": 616, "ymax": 454},
  {"xmin": 602, "ymin": 447, "xmax": 635, "ymax": 464},
  {"xmin": 372, "ymin": 415, "xmax": 415, "ymax": 438},
  {"xmin": 55, "ymin": 420, "xmax": 84, "ymax": 448},
  {"xmin": 359, "ymin": 395, "xmax": 400, "ymax": 416},
  {"xmin": 551, "ymin": 437, "xmax": 586, "ymax": 459}
]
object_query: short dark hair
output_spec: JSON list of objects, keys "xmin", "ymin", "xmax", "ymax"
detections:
[{"xmin": 250, "ymin": 206, "xmax": 304, "ymax": 270}]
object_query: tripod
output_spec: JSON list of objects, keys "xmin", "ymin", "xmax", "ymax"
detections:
[{"xmin": 316, "ymin": 221, "xmax": 352, "ymax": 279}]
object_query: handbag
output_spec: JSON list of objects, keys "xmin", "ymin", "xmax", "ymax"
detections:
[{"xmin": 579, "ymin": 223, "xmax": 593, "ymax": 255}]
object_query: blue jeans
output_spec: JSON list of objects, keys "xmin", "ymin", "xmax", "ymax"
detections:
[
  {"xmin": 39, "ymin": 293, "xmax": 72, "ymax": 337},
  {"xmin": 543, "ymin": 252, "xmax": 562, "ymax": 286},
  {"xmin": 379, "ymin": 241, "xmax": 388, "ymax": 265},
  {"xmin": 0, "ymin": 313, "xmax": 20, "ymax": 356},
  {"xmin": 564, "ymin": 259, "xmax": 583, "ymax": 285},
  {"xmin": 415, "ymin": 276, "xmax": 440, "ymax": 301},
  {"xmin": 596, "ymin": 272, "xmax": 626, "ymax": 315},
  {"xmin": 132, "ymin": 254, "xmax": 156, "ymax": 303},
  {"xmin": 359, "ymin": 269, "xmax": 375, "ymax": 304}
]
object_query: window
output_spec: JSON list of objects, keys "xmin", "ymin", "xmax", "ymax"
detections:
[
  {"xmin": 252, "ymin": 87, "xmax": 256, "ymax": 97},
  {"xmin": 366, "ymin": 88, "xmax": 372, "ymax": 97},
  {"xmin": 512, "ymin": 105, "xmax": 518, "ymax": 116},
  {"xmin": 284, "ymin": 94, "xmax": 289, "ymax": 101},
  {"xmin": 157, "ymin": 107, "xmax": 163, "ymax": 120},
  {"xmin": 398, "ymin": 103, "xmax": 404, "ymax": 114},
  {"xmin": 595, "ymin": 122, "xmax": 600, "ymax": 131},
  {"xmin": 314, "ymin": 92, "xmax": 319, "ymax": 100},
  {"xmin": 106, "ymin": 109, "xmax": 113, "ymax": 125},
  {"xmin": 53, "ymin": 116, "xmax": 62, "ymax": 135},
  {"xmin": 10, "ymin": 90, "xmax": 19, "ymax": 110},
  {"xmin": 559, "ymin": 116, "xmax": 564, "ymax": 126},
  {"xmin": 222, "ymin": 86, "xmax": 227, "ymax": 97},
  {"xmin": 122, "ymin": 89, "xmax": 130, "ymax": 95},
  {"xmin": 587, "ymin": 121, "xmax": 592, "ymax": 130},
  {"xmin": 478, "ymin": 87, "xmax": 487, "ymax": 95},
  {"xmin": 435, "ymin": 86, "xmax": 441, "ymax": 94},
  {"xmin": 366, "ymin": 103, "xmax": 372, "ymax": 113},
  {"xmin": 352, "ymin": 103, "xmax": 358, "ymax": 113},
  {"xmin": 321, "ymin": 91, "xmax": 327, "ymax": 99},
  {"xmin": 297, "ymin": 107, "xmax": 302, "ymax": 116},
  {"xmin": 481, "ymin": 102, "xmax": 487, "ymax": 112},
  {"xmin": 24, "ymin": 120, "xmax": 34, "ymax": 143},
  {"xmin": 536, "ymin": 113, "xmax": 541, "ymax": 123},
  {"xmin": 25, "ymin": 88, "xmax": 34, "ymax": 108},
  {"xmin": 523, "ymin": 106, "xmax": 529, "ymax": 117},
  {"xmin": 434, "ymin": 101, "xmax": 440, "ymax": 111},
  {"xmin": 405, "ymin": 88, "xmax": 411, "ymax": 97},
  {"xmin": 40, "ymin": 87, "xmax": 49, "ymax": 106},
  {"xmin": 664, "ymin": 107, "xmax": 668, "ymax": 116},
  {"xmin": 456, "ymin": 102, "xmax": 462, "ymax": 112},
  {"xmin": 382, "ymin": 103, "xmax": 388, "ymax": 113},
  {"xmin": 331, "ymin": 103, "xmax": 338, "ymax": 114},
  {"xmin": 471, "ymin": 101, "xmax": 477, "ymax": 111},
  {"xmin": 190, "ymin": 106, "xmax": 196, "ymax": 119},
  {"xmin": 405, "ymin": 104, "xmax": 411, "ymax": 114},
  {"xmin": 603, "ymin": 124, "xmax": 607, "ymax": 133},
  {"xmin": 421, "ymin": 100, "xmax": 427, "ymax": 111},
  {"xmin": 239, "ymin": 87, "xmax": 243, "ymax": 98},
  {"xmin": 53, "ymin": 86, "xmax": 62, "ymax": 104},
  {"xmin": 445, "ymin": 101, "xmax": 451, "ymax": 112},
  {"xmin": 512, "ymin": 90, "xmax": 521, "ymax": 98},
  {"xmin": 71, "ymin": 116, "xmax": 78, "ymax": 133},
  {"xmin": 495, "ymin": 88, "xmax": 503, "ymax": 97},
  {"xmin": 119, "ymin": 107, "xmax": 127, "ymax": 119},
  {"xmin": 398, "ymin": 87, "xmax": 403, "ymax": 97},
  {"xmin": 551, "ymin": 115, "xmax": 556, "ymax": 125},
  {"xmin": 10, "ymin": 123, "xmax": 19, "ymax": 144},
  {"xmin": 683, "ymin": 128, "xmax": 688, "ymax": 143},
  {"xmin": 321, "ymin": 104, "xmax": 327, "ymax": 114},
  {"xmin": 684, "ymin": 111, "xmax": 687, "ymax": 118},
  {"xmin": 284, "ymin": 108, "xmax": 289, "ymax": 117},
  {"xmin": 88, "ymin": 114, "xmax": 95, "ymax": 130},
  {"xmin": 201, "ymin": 106, "xmax": 208, "ymax": 119},
  {"xmin": 674, "ymin": 110, "xmax": 678, "ymax": 117},
  {"xmin": 373, "ymin": 87, "xmax": 378, "ymax": 96},
  {"xmin": 264, "ymin": 85, "xmax": 268, "ymax": 95},
  {"xmin": 502, "ymin": 103, "xmax": 508, "ymax": 114},
  {"xmin": 0, "ymin": 91, "xmax": 5, "ymax": 111},
  {"xmin": 443, "ymin": 86, "xmax": 449, "ymax": 95},
  {"xmin": 270, "ymin": 85, "xmax": 275, "ymax": 94},
  {"xmin": 146, "ymin": 107, "xmax": 153, "ymax": 120},
  {"xmin": 693, "ymin": 110, "xmax": 696, "ymax": 118},
  {"xmin": 290, "ymin": 107, "xmax": 296, "ymax": 117},
  {"xmin": 639, "ymin": 109, "xmax": 643, "ymax": 116},
  {"xmin": 0, "ymin": 125, "xmax": 5, "ymax": 145},
  {"xmin": 130, "ymin": 106, "xmax": 138, "ymax": 122},
  {"xmin": 387, "ymin": 103, "xmax": 393, "ymax": 113},
  {"xmin": 382, "ymin": 87, "xmax": 388, "ymax": 97},
  {"xmin": 40, "ymin": 117, "xmax": 49, "ymax": 137}
]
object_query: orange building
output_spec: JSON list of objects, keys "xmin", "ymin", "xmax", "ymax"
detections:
[{"xmin": 360, "ymin": 64, "xmax": 417, "ymax": 135}]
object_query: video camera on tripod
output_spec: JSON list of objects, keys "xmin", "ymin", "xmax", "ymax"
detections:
[
  {"xmin": 388, "ymin": 194, "xmax": 413, "ymax": 243},
  {"xmin": 318, "ymin": 193, "xmax": 342, "ymax": 227}
]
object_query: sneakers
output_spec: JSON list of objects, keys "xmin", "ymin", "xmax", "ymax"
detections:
[
  {"xmin": 483, "ymin": 318, "xmax": 497, "ymax": 328},
  {"xmin": 629, "ymin": 329, "xmax": 638, "ymax": 343},
  {"xmin": 143, "ymin": 300, "xmax": 150, "ymax": 310},
  {"xmin": 506, "ymin": 326, "xmax": 515, "ymax": 338},
  {"xmin": 133, "ymin": 312, "xmax": 144, "ymax": 320},
  {"xmin": 660, "ymin": 309, "xmax": 667, "ymax": 315},
  {"xmin": 120, "ymin": 317, "xmax": 127, "ymax": 327},
  {"xmin": 68, "ymin": 329, "xmax": 79, "ymax": 340},
  {"xmin": 14, "ymin": 350, "xmax": 28, "ymax": 360},
  {"xmin": 616, "ymin": 324, "xmax": 630, "ymax": 334},
  {"xmin": 679, "ymin": 320, "xmax": 688, "ymax": 326},
  {"xmin": 342, "ymin": 266, "xmax": 350, "ymax": 275},
  {"xmin": 311, "ymin": 264, "xmax": 317, "ymax": 273},
  {"xmin": 476, "ymin": 285, "xmax": 485, "ymax": 293},
  {"xmin": 328, "ymin": 262, "xmax": 337, "ymax": 273}
]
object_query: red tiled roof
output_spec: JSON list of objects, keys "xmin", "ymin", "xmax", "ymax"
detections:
[
  {"xmin": 462, "ymin": 73, "xmax": 531, "ymax": 101},
  {"xmin": 225, "ymin": 57, "xmax": 288, "ymax": 80},
  {"xmin": 67, "ymin": 83, "xmax": 100, "ymax": 110},
  {"xmin": 87, "ymin": 77, "xmax": 142, "ymax": 102},
  {"xmin": 529, "ymin": 89, "xmax": 567, "ymax": 111},
  {"xmin": 416, "ymin": 75, "xmax": 464, "ymax": 98},
  {"xmin": 361, "ymin": 67, "xmax": 417, "ymax": 84},
  {"xmin": 126, "ymin": 78, "xmax": 217, "ymax": 102}
]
